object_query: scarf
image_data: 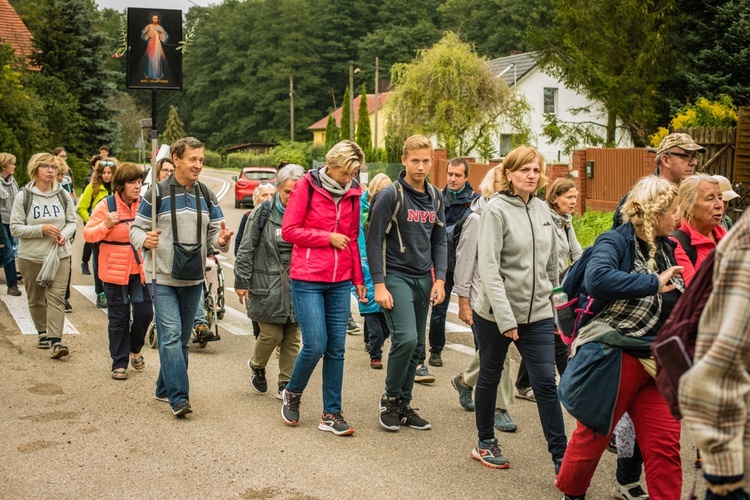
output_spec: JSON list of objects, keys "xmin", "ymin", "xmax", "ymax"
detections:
[
  {"xmin": 319, "ymin": 167, "xmax": 351, "ymax": 205},
  {"xmin": 274, "ymin": 194, "xmax": 286, "ymax": 214}
]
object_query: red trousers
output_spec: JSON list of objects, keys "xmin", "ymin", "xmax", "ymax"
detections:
[{"xmin": 556, "ymin": 353, "xmax": 682, "ymax": 499}]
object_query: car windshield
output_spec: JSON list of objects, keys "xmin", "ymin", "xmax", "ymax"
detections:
[{"xmin": 243, "ymin": 171, "xmax": 275, "ymax": 181}]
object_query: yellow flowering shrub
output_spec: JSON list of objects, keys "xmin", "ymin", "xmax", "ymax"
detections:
[{"xmin": 650, "ymin": 95, "xmax": 738, "ymax": 147}]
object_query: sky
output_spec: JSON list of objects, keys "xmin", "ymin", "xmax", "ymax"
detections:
[{"xmin": 94, "ymin": 0, "xmax": 216, "ymax": 13}]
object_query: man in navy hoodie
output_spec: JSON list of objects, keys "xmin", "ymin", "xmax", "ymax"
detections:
[{"xmin": 367, "ymin": 134, "xmax": 447, "ymax": 432}]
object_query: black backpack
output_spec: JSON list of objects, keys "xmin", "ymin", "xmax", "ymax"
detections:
[{"xmin": 669, "ymin": 228, "xmax": 697, "ymax": 265}]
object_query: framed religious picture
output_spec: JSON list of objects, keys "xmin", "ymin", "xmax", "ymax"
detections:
[{"xmin": 126, "ymin": 8, "xmax": 182, "ymax": 90}]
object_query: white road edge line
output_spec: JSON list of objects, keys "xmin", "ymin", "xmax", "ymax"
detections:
[{"xmin": 1, "ymin": 292, "xmax": 80, "ymax": 335}]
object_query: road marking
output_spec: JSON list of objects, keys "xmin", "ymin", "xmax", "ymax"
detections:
[
  {"xmin": 202, "ymin": 174, "xmax": 231, "ymax": 202},
  {"xmin": 1, "ymin": 291, "xmax": 80, "ymax": 335}
]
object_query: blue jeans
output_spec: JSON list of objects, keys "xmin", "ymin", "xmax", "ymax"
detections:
[
  {"xmin": 286, "ymin": 279, "xmax": 350, "ymax": 414},
  {"xmin": 154, "ymin": 283, "xmax": 203, "ymax": 408},
  {"xmin": 2, "ymin": 224, "xmax": 18, "ymax": 288},
  {"xmin": 474, "ymin": 313, "xmax": 567, "ymax": 462}
]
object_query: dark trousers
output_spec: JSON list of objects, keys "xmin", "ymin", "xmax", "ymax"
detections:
[
  {"xmin": 364, "ymin": 312, "xmax": 389, "ymax": 359},
  {"xmin": 103, "ymin": 275, "xmax": 153, "ymax": 371},
  {"xmin": 422, "ymin": 271, "xmax": 454, "ymax": 362},
  {"xmin": 2, "ymin": 223, "xmax": 18, "ymax": 288},
  {"xmin": 82, "ymin": 241, "xmax": 93, "ymax": 264},
  {"xmin": 92, "ymin": 244, "xmax": 104, "ymax": 295},
  {"xmin": 473, "ymin": 312, "xmax": 567, "ymax": 462},
  {"xmin": 516, "ymin": 333, "xmax": 569, "ymax": 389}
]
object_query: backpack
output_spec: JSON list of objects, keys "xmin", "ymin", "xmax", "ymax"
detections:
[
  {"xmin": 97, "ymin": 195, "xmax": 141, "ymax": 264},
  {"xmin": 669, "ymin": 228, "xmax": 697, "ymax": 265},
  {"xmin": 557, "ymin": 245, "xmax": 604, "ymax": 343},
  {"xmin": 652, "ymin": 248, "xmax": 716, "ymax": 420}
]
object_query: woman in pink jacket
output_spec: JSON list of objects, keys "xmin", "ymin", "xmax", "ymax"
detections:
[
  {"xmin": 279, "ymin": 140, "xmax": 367, "ymax": 436},
  {"xmin": 83, "ymin": 163, "xmax": 153, "ymax": 380}
]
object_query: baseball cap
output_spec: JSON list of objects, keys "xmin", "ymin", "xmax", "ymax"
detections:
[
  {"xmin": 712, "ymin": 174, "xmax": 740, "ymax": 202},
  {"xmin": 656, "ymin": 133, "xmax": 706, "ymax": 156}
]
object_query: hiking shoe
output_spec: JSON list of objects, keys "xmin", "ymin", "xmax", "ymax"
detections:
[
  {"xmin": 515, "ymin": 387, "xmax": 536, "ymax": 402},
  {"xmin": 7, "ymin": 286, "xmax": 21, "ymax": 296},
  {"xmin": 379, "ymin": 394, "xmax": 401, "ymax": 431},
  {"xmin": 613, "ymin": 482, "xmax": 648, "ymax": 500},
  {"xmin": 318, "ymin": 412, "xmax": 355, "ymax": 436},
  {"xmin": 414, "ymin": 365, "xmax": 435, "ymax": 384},
  {"xmin": 37, "ymin": 334, "xmax": 51, "ymax": 349},
  {"xmin": 248, "ymin": 362, "xmax": 268, "ymax": 394},
  {"xmin": 81, "ymin": 262, "xmax": 90, "ymax": 275},
  {"xmin": 471, "ymin": 438, "xmax": 510, "ymax": 469},
  {"xmin": 96, "ymin": 292, "xmax": 107, "ymax": 308},
  {"xmin": 276, "ymin": 383, "xmax": 287, "ymax": 401},
  {"xmin": 194, "ymin": 323, "xmax": 216, "ymax": 342},
  {"xmin": 451, "ymin": 373, "xmax": 475, "ymax": 411},
  {"xmin": 172, "ymin": 401, "xmax": 192, "ymax": 417},
  {"xmin": 428, "ymin": 352, "xmax": 442, "ymax": 367},
  {"xmin": 555, "ymin": 458, "xmax": 563, "ymax": 477},
  {"xmin": 370, "ymin": 358, "xmax": 383, "ymax": 369},
  {"xmin": 346, "ymin": 317, "xmax": 361, "ymax": 334},
  {"xmin": 399, "ymin": 405, "xmax": 431, "ymax": 430},
  {"xmin": 64, "ymin": 300, "xmax": 72, "ymax": 313},
  {"xmin": 494, "ymin": 409, "xmax": 517, "ymax": 432},
  {"xmin": 50, "ymin": 342, "xmax": 69, "ymax": 359},
  {"xmin": 281, "ymin": 389, "xmax": 301, "ymax": 426}
]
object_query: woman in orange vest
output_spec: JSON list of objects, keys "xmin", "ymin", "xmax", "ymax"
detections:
[{"xmin": 83, "ymin": 163, "xmax": 153, "ymax": 380}]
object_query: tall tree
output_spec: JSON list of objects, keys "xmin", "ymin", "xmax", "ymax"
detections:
[
  {"xmin": 324, "ymin": 113, "xmax": 338, "ymax": 151},
  {"xmin": 339, "ymin": 87, "xmax": 352, "ymax": 142},
  {"xmin": 388, "ymin": 32, "xmax": 529, "ymax": 157},
  {"xmin": 355, "ymin": 84, "xmax": 372, "ymax": 157},
  {"xmin": 530, "ymin": 0, "xmax": 677, "ymax": 146},
  {"xmin": 161, "ymin": 105, "xmax": 186, "ymax": 146}
]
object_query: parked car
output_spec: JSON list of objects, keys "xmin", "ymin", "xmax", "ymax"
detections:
[{"xmin": 232, "ymin": 167, "xmax": 277, "ymax": 208}]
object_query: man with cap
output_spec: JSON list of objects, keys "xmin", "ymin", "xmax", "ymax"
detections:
[
  {"xmin": 612, "ymin": 132, "xmax": 706, "ymax": 228},
  {"xmin": 713, "ymin": 175, "xmax": 740, "ymax": 231}
]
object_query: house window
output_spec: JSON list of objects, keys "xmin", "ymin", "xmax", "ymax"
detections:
[
  {"xmin": 499, "ymin": 134, "xmax": 514, "ymax": 156},
  {"xmin": 544, "ymin": 87, "xmax": 558, "ymax": 114}
]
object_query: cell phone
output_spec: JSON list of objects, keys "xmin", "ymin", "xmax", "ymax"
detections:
[{"xmin": 653, "ymin": 336, "xmax": 692, "ymax": 392}]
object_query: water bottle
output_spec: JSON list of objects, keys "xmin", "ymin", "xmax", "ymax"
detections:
[{"xmin": 552, "ymin": 286, "xmax": 568, "ymax": 308}]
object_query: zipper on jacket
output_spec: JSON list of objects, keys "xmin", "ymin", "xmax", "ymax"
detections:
[
  {"xmin": 526, "ymin": 203, "xmax": 536, "ymax": 324},
  {"xmin": 332, "ymin": 201, "xmax": 341, "ymax": 281}
]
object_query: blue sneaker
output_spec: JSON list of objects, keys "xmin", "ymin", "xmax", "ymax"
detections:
[{"xmin": 471, "ymin": 438, "xmax": 510, "ymax": 469}]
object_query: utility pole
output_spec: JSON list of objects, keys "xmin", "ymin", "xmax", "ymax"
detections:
[
  {"xmin": 373, "ymin": 56, "xmax": 379, "ymax": 155},
  {"xmin": 289, "ymin": 75, "xmax": 294, "ymax": 142},
  {"xmin": 348, "ymin": 60, "xmax": 354, "ymax": 141}
]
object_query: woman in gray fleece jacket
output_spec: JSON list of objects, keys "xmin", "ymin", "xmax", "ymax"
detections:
[{"xmin": 470, "ymin": 146, "xmax": 567, "ymax": 472}]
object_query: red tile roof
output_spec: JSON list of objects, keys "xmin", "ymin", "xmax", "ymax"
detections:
[
  {"xmin": 0, "ymin": 0, "xmax": 38, "ymax": 70},
  {"xmin": 309, "ymin": 92, "xmax": 392, "ymax": 130}
]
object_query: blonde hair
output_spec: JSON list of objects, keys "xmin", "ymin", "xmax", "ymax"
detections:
[
  {"xmin": 622, "ymin": 176, "xmax": 679, "ymax": 270},
  {"xmin": 497, "ymin": 146, "xmax": 548, "ymax": 195},
  {"xmin": 547, "ymin": 178, "xmax": 577, "ymax": 211},
  {"xmin": 478, "ymin": 165, "xmax": 502, "ymax": 198},
  {"xmin": 678, "ymin": 174, "xmax": 720, "ymax": 221},
  {"xmin": 402, "ymin": 135, "xmax": 432, "ymax": 157},
  {"xmin": 0, "ymin": 152, "xmax": 16, "ymax": 172},
  {"xmin": 54, "ymin": 155, "xmax": 69, "ymax": 176},
  {"xmin": 326, "ymin": 140, "xmax": 365, "ymax": 175},
  {"xmin": 367, "ymin": 173, "xmax": 391, "ymax": 198},
  {"xmin": 27, "ymin": 152, "xmax": 56, "ymax": 182}
]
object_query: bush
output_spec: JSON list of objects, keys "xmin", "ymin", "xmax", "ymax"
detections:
[
  {"xmin": 572, "ymin": 210, "xmax": 614, "ymax": 248},
  {"xmin": 225, "ymin": 152, "xmax": 274, "ymax": 169},
  {"xmin": 204, "ymin": 149, "xmax": 223, "ymax": 168},
  {"xmin": 272, "ymin": 141, "xmax": 310, "ymax": 168}
]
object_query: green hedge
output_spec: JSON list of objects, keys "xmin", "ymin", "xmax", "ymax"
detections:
[{"xmin": 572, "ymin": 210, "xmax": 614, "ymax": 248}]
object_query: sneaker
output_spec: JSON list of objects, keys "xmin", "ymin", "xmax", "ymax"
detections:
[
  {"xmin": 50, "ymin": 342, "xmax": 69, "ymax": 359},
  {"xmin": 346, "ymin": 317, "xmax": 361, "ymax": 334},
  {"xmin": 276, "ymin": 383, "xmax": 287, "ymax": 401},
  {"xmin": 155, "ymin": 394, "xmax": 169, "ymax": 403},
  {"xmin": 194, "ymin": 323, "xmax": 216, "ymax": 342},
  {"xmin": 379, "ymin": 394, "xmax": 400, "ymax": 431},
  {"xmin": 414, "ymin": 365, "xmax": 435, "ymax": 384},
  {"xmin": 318, "ymin": 412, "xmax": 355, "ymax": 436},
  {"xmin": 172, "ymin": 401, "xmax": 193, "ymax": 417},
  {"xmin": 451, "ymin": 373, "xmax": 475, "ymax": 412},
  {"xmin": 515, "ymin": 387, "xmax": 536, "ymax": 402},
  {"xmin": 37, "ymin": 334, "xmax": 51, "ymax": 349},
  {"xmin": 554, "ymin": 458, "xmax": 563, "ymax": 477},
  {"xmin": 607, "ymin": 434, "xmax": 617, "ymax": 454},
  {"xmin": 81, "ymin": 262, "xmax": 90, "ymax": 275},
  {"xmin": 399, "ymin": 405, "xmax": 431, "ymax": 430},
  {"xmin": 281, "ymin": 389, "xmax": 301, "ymax": 426},
  {"xmin": 613, "ymin": 482, "xmax": 648, "ymax": 500},
  {"xmin": 471, "ymin": 438, "xmax": 510, "ymax": 469},
  {"xmin": 370, "ymin": 358, "xmax": 383, "ymax": 369},
  {"xmin": 248, "ymin": 361, "xmax": 267, "ymax": 394},
  {"xmin": 428, "ymin": 352, "xmax": 442, "ymax": 367},
  {"xmin": 7, "ymin": 286, "xmax": 21, "ymax": 297},
  {"xmin": 494, "ymin": 409, "xmax": 518, "ymax": 432},
  {"xmin": 96, "ymin": 292, "xmax": 107, "ymax": 308},
  {"xmin": 64, "ymin": 300, "xmax": 72, "ymax": 313}
]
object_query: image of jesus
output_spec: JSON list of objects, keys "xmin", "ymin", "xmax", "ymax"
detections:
[{"xmin": 142, "ymin": 13, "xmax": 169, "ymax": 80}]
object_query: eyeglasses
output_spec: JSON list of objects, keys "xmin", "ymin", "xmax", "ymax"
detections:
[
  {"xmin": 160, "ymin": 168, "xmax": 174, "ymax": 174},
  {"xmin": 39, "ymin": 164, "xmax": 59, "ymax": 171},
  {"xmin": 99, "ymin": 160, "xmax": 116, "ymax": 167},
  {"xmin": 665, "ymin": 151, "xmax": 698, "ymax": 161}
]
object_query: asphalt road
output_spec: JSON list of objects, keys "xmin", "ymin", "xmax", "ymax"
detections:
[{"xmin": 0, "ymin": 167, "xmax": 701, "ymax": 499}]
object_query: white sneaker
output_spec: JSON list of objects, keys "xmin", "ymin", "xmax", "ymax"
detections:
[{"xmin": 613, "ymin": 481, "xmax": 648, "ymax": 500}]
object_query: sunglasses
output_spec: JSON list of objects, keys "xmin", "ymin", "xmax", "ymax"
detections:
[
  {"xmin": 99, "ymin": 160, "xmax": 116, "ymax": 167},
  {"xmin": 665, "ymin": 151, "xmax": 698, "ymax": 161}
]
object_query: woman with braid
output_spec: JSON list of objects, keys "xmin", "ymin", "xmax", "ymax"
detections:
[{"xmin": 557, "ymin": 176, "xmax": 685, "ymax": 500}]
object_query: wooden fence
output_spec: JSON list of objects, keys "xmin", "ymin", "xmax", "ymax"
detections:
[{"xmin": 675, "ymin": 126, "xmax": 736, "ymax": 179}]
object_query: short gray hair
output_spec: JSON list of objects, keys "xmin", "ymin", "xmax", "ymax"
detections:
[{"xmin": 276, "ymin": 164, "xmax": 305, "ymax": 188}]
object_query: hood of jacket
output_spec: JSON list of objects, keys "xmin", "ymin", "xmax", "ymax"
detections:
[
  {"xmin": 550, "ymin": 209, "xmax": 572, "ymax": 229},
  {"xmin": 469, "ymin": 195, "xmax": 488, "ymax": 216}
]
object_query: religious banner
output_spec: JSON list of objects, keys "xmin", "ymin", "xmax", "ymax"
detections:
[{"xmin": 126, "ymin": 8, "xmax": 182, "ymax": 90}]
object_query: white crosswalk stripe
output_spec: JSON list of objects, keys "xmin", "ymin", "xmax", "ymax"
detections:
[{"xmin": 0, "ymin": 290, "xmax": 80, "ymax": 335}]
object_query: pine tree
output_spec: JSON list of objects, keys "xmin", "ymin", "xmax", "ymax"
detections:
[
  {"xmin": 339, "ymin": 87, "xmax": 352, "ymax": 142},
  {"xmin": 161, "ymin": 106, "xmax": 187, "ymax": 146},
  {"xmin": 355, "ymin": 84, "xmax": 372, "ymax": 158},
  {"xmin": 324, "ymin": 113, "xmax": 339, "ymax": 151}
]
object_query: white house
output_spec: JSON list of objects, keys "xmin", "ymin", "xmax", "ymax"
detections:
[{"xmin": 487, "ymin": 52, "xmax": 631, "ymax": 163}]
